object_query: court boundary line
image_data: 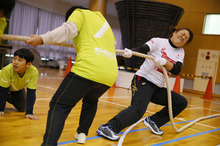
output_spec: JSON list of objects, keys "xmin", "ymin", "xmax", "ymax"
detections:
[
  {"xmin": 36, "ymin": 85, "xmax": 220, "ymax": 145},
  {"xmin": 57, "ymin": 121, "xmax": 220, "ymax": 145},
  {"xmin": 149, "ymin": 128, "xmax": 220, "ymax": 146}
]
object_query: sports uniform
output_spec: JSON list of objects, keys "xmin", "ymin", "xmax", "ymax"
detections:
[
  {"xmin": 40, "ymin": 9, "xmax": 118, "ymax": 145},
  {"xmin": 0, "ymin": 64, "xmax": 38, "ymax": 114},
  {"xmin": 104, "ymin": 38, "xmax": 187, "ymax": 134},
  {"xmin": 136, "ymin": 38, "xmax": 184, "ymax": 87}
]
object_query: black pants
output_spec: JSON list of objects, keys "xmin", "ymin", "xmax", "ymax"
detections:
[
  {"xmin": 7, "ymin": 89, "xmax": 26, "ymax": 112},
  {"xmin": 41, "ymin": 72, "xmax": 110, "ymax": 146},
  {"xmin": 107, "ymin": 75, "xmax": 187, "ymax": 133}
]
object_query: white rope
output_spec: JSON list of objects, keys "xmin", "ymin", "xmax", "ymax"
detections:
[
  {"xmin": 118, "ymin": 118, "xmax": 145, "ymax": 146},
  {"xmin": 1, "ymin": 34, "xmax": 220, "ymax": 140},
  {"xmin": 1, "ymin": 34, "xmax": 74, "ymax": 48}
]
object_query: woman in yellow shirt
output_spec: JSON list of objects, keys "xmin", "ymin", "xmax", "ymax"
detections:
[{"xmin": 26, "ymin": 6, "xmax": 118, "ymax": 145}]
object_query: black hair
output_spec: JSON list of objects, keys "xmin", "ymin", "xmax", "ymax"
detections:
[
  {"xmin": 175, "ymin": 28, "xmax": 193, "ymax": 44},
  {"xmin": 14, "ymin": 48, "xmax": 34, "ymax": 63},
  {"xmin": 0, "ymin": 0, "xmax": 15, "ymax": 16},
  {"xmin": 169, "ymin": 28, "xmax": 193, "ymax": 44},
  {"xmin": 65, "ymin": 6, "xmax": 89, "ymax": 21}
]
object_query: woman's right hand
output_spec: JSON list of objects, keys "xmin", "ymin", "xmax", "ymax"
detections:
[{"xmin": 25, "ymin": 35, "xmax": 44, "ymax": 47}]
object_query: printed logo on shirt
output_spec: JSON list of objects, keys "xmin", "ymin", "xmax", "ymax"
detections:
[
  {"xmin": 155, "ymin": 66, "xmax": 163, "ymax": 74},
  {"xmin": 150, "ymin": 39, "xmax": 154, "ymax": 44},
  {"xmin": 154, "ymin": 66, "xmax": 170, "ymax": 76},
  {"xmin": 161, "ymin": 48, "xmax": 167, "ymax": 54},
  {"xmin": 94, "ymin": 47, "xmax": 116, "ymax": 61},
  {"xmin": 1, "ymin": 78, "xmax": 8, "ymax": 83},
  {"xmin": 177, "ymin": 54, "xmax": 180, "ymax": 60},
  {"xmin": 161, "ymin": 48, "xmax": 176, "ymax": 64}
]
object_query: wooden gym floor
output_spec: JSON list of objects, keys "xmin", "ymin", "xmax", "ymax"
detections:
[{"xmin": 0, "ymin": 67, "xmax": 219, "ymax": 146}]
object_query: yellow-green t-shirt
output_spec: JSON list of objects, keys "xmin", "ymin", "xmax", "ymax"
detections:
[
  {"xmin": 0, "ymin": 64, "xmax": 38, "ymax": 91},
  {"xmin": 67, "ymin": 9, "xmax": 118, "ymax": 86},
  {"xmin": 0, "ymin": 17, "xmax": 7, "ymax": 37}
]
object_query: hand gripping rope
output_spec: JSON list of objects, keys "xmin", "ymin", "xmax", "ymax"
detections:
[
  {"xmin": 1, "ymin": 34, "xmax": 74, "ymax": 48},
  {"xmin": 1, "ymin": 34, "xmax": 220, "ymax": 145}
]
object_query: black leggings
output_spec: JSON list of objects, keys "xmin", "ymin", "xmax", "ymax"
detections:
[
  {"xmin": 42, "ymin": 72, "xmax": 110, "ymax": 146},
  {"xmin": 107, "ymin": 75, "xmax": 188, "ymax": 133}
]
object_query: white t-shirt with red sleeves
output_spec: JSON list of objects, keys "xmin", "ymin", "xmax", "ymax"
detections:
[{"xmin": 135, "ymin": 38, "xmax": 185, "ymax": 88}]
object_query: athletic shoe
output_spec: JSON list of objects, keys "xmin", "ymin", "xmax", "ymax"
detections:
[
  {"xmin": 143, "ymin": 116, "xmax": 164, "ymax": 135},
  {"xmin": 96, "ymin": 124, "xmax": 120, "ymax": 141},
  {"xmin": 75, "ymin": 133, "xmax": 86, "ymax": 144}
]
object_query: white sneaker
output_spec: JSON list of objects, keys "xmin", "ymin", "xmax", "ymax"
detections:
[{"xmin": 75, "ymin": 133, "xmax": 86, "ymax": 144}]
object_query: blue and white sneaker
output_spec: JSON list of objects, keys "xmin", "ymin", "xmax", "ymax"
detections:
[
  {"xmin": 96, "ymin": 124, "xmax": 120, "ymax": 141},
  {"xmin": 143, "ymin": 116, "xmax": 164, "ymax": 135}
]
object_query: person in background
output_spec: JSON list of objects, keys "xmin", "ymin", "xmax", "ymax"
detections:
[
  {"xmin": 97, "ymin": 28, "xmax": 193, "ymax": 140},
  {"xmin": 25, "ymin": 6, "xmax": 118, "ymax": 145},
  {"xmin": 0, "ymin": 48, "xmax": 39, "ymax": 120},
  {"xmin": 0, "ymin": 0, "xmax": 15, "ymax": 38}
]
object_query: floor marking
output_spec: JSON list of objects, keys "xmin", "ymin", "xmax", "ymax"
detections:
[
  {"xmin": 57, "ymin": 122, "xmax": 220, "ymax": 145},
  {"xmin": 99, "ymin": 99, "xmax": 128, "ymax": 108},
  {"xmin": 118, "ymin": 118, "xmax": 144, "ymax": 146},
  {"xmin": 37, "ymin": 84, "xmax": 57, "ymax": 90},
  {"xmin": 99, "ymin": 99, "xmax": 218, "ymax": 129},
  {"xmin": 184, "ymin": 94, "xmax": 220, "ymax": 102},
  {"xmin": 185, "ymin": 107, "xmax": 202, "ymax": 110},
  {"xmin": 39, "ymin": 76, "xmax": 64, "ymax": 80},
  {"xmin": 36, "ymin": 85, "xmax": 220, "ymax": 145},
  {"xmin": 36, "ymin": 85, "xmax": 219, "ymax": 130},
  {"xmin": 149, "ymin": 128, "xmax": 220, "ymax": 146},
  {"xmin": 189, "ymin": 104, "xmax": 220, "ymax": 112},
  {"xmin": 195, "ymin": 123, "xmax": 218, "ymax": 129},
  {"xmin": 99, "ymin": 99, "xmax": 155, "ymax": 114}
]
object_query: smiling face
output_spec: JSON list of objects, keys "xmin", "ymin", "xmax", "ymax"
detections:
[
  {"xmin": 12, "ymin": 56, "xmax": 31, "ymax": 76},
  {"xmin": 170, "ymin": 29, "xmax": 190, "ymax": 47}
]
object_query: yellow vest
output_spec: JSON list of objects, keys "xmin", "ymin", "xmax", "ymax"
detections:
[{"xmin": 67, "ymin": 9, "xmax": 118, "ymax": 86}]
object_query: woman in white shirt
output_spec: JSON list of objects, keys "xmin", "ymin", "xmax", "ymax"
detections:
[{"xmin": 97, "ymin": 28, "xmax": 193, "ymax": 140}]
